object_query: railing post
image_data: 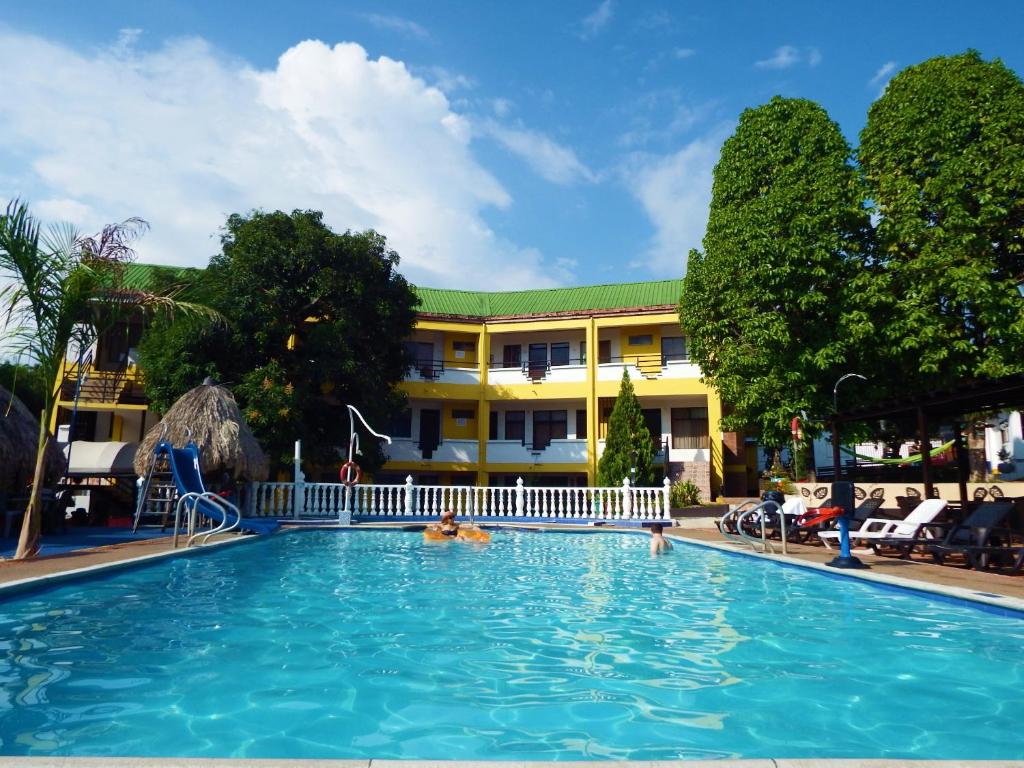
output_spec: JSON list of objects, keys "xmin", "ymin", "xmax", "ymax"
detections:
[
  {"xmin": 404, "ymin": 475, "xmax": 415, "ymax": 516},
  {"xmin": 662, "ymin": 476, "xmax": 671, "ymax": 520},
  {"xmin": 622, "ymin": 477, "xmax": 632, "ymax": 519},
  {"xmin": 515, "ymin": 477, "xmax": 525, "ymax": 516}
]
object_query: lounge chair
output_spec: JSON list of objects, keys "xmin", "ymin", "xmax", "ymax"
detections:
[
  {"xmin": 818, "ymin": 498, "xmax": 947, "ymax": 551},
  {"xmin": 801, "ymin": 497, "xmax": 885, "ymax": 544},
  {"xmin": 927, "ymin": 501, "xmax": 1017, "ymax": 569}
]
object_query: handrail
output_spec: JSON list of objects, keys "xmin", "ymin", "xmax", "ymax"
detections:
[{"xmin": 173, "ymin": 491, "xmax": 241, "ymax": 548}]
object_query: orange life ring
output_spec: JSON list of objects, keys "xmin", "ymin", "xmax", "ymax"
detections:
[
  {"xmin": 339, "ymin": 460, "xmax": 362, "ymax": 487},
  {"xmin": 796, "ymin": 506, "xmax": 844, "ymax": 528}
]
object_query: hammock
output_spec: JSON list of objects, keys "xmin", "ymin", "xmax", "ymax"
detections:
[{"xmin": 839, "ymin": 439, "xmax": 956, "ymax": 465}]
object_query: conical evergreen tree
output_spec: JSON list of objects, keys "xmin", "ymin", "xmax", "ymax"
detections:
[{"xmin": 597, "ymin": 369, "xmax": 654, "ymax": 486}]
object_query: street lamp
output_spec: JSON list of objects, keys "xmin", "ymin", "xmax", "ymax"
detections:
[{"xmin": 833, "ymin": 373, "xmax": 867, "ymax": 415}]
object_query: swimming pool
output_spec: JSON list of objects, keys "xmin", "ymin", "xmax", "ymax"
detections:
[{"xmin": 1, "ymin": 529, "xmax": 1022, "ymax": 760}]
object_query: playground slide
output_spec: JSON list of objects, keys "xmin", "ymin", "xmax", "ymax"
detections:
[{"xmin": 161, "ymin": 442, "xmax": 280, "ymax": 535}]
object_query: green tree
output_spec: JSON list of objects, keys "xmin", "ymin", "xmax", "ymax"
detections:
[
  {"xmin": 0, "ymin": 200, "xmax": 216, "ymax": 559},
  {"xmin": 680, "ymin": 97, "xmax": 875, "ymax": 448},
  {"xmin": 859, "ymin": 51, "xmax": 1024, "ymax": 390},
  {"xmin": 597, "ymin": 369, "xmax": 654, "ymax": 486},
  {"xmin": 137, "ymin": 209, "xmax": 419, "ymax": 471}
]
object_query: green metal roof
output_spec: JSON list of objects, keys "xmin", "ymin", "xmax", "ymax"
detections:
[
  {"xmin": 128, "ymin": 262, "xmax": 681, "ymax": 318},
  {"xmin": 122, "ymin": 263, "xmax": 201, "ymax": 290},
  {"xmin": 415, "ymin": 279, "xmax": 683, "ymax": 318}
]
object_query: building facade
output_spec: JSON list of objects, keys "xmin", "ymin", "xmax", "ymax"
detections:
[
  {"xmin": 49, "ymin": 272, "xmax": 739, "ymax": 499},
  {"xmin": 376, "ymin": 280, "xmax": 729, "ymax": 499}
]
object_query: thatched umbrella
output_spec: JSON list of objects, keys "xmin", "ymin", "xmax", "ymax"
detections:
[
  {"xmin": 134, "ymin": 379, "xmax": 268, "ymax": 481},
  {"xmin": 0, "ymin": 386, "xmax": 63, "ymax": 492}
]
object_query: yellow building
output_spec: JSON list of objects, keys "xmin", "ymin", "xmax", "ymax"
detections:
[
  {"xmin": 378, "ymin": 279, "xmax": 727, "ymax": 499},
  {"xmin": 50, "ymin": 271, "xmax": 733, "ymax": 499}
]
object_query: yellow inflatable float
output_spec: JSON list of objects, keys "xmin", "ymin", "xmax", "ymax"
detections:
[{"xmin": 423, "ymin": 526, "xmax": 491, "ymax": 543}]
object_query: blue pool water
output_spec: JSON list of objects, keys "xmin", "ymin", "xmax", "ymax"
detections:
[{"xmin": 0, "ymin": 529, "xmax": 1022, "ymax": 760}]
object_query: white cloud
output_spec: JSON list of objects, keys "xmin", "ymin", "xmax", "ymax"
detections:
[
  {"xmin": 484, "ymin": 122, "xmax": 596, "ymax": 185},
  {"xmin": 673, "ymin": 47, "xmax": 696, "ymax": 60},
  {"xmin": 0, "ymin": 31, "xmax": 572, "ymax": 289},
  {"xmin": 807, "ymin": 47, "xmax": 822, "ymax": 67},
  {"xmin": 580, "ymin": 0, "xmax": 614, "ymax": 39},
  {"xmin": 624, "ymin": 130, "xmax": 728, "ymax": 276},
  {"xmin": 491, "ymin": 97, "xmax": 512, "ymax": 117},
  {"xmin": 869, "ymin": 61, "xmax": 897, "ymax": 95},
  {"xmin": 755, "ymin": 45, "xmax": 801, "ymax": 69},
  {"xmin": 361, "ymin": 13, "xmax": 429, "ymax": 40}
]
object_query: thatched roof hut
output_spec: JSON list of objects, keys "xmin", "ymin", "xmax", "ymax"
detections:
[
  {"xmin": 134, "ymin": 379, "xmax": 268, "ymax": 481},
  {"xmin": 0, "ymin": 386, "xmax": 63, "ymax": 492}
]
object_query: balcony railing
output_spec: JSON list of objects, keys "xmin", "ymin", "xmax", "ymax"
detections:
[
  {"xmin": 385, "ymin": 437, "xmax": 479, "ymax": 464},
  {"xmin": 404, "ymin": 359, "xmax": 480, "ymax": 385},
  {"xmin": 249, "ymin": 476, "xmax": 672, "ymax": 522},
  {"xmin": 489, "ymin": 358, "xmax": 588, "ymax": 385}
]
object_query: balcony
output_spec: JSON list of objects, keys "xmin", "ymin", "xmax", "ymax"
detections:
[
  {"xmin": 597, "ymin": 355, "xmax": 701, "ymax": 382},
  {"xmin": 488, "ymin": 361, "xmax": 587, "ymax": 386},
  {"xmin": 487, "ymin": 439, "xmax": 588, "ymax": 465},
  {"xmin": 385, "ymin": 438, "xmax": 479, "ymax": 464},
  {"xmin": 403, "ymin": 359, "xmax": 480, "ymax": 385}
]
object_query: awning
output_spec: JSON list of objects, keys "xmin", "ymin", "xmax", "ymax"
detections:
[{"xmin": 64, "ymin": 441, "xmax": 139, "ymax": 477}]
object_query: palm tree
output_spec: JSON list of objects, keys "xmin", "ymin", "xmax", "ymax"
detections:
[{"xmin": 0, "ymin": 199, "xmax": 218, "ymax": 559}]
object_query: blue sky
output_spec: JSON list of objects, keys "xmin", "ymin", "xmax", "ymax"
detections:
[{"xmin": 1, "ymin": 1, "xmax": 1022, "ymax": 289}]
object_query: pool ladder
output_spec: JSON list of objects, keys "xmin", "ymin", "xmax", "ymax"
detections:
[{"xmin": 718, "ymin": 498, "xmax": 790, "ymax": 554}]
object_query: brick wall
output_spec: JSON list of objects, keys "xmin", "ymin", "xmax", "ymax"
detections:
[{"xmin": 667, "ymin": 460, "xmax": 711, "ymax": 504}]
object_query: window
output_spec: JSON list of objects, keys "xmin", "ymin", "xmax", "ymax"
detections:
[
  {"xmin": 528, "ymin": 343, "xmax": 548, "ymax": 379},
  {"xmin": 505, "ymin": 411, "xmax": 525, "ymax": 442},
  {"xmin": 503, "ymin": 344, "xmax": 521, "ymax": 368},
  {"xmin": 489, "ymin": 411, "xmax": 498, "ymax": 440},
  {"xmin": 452, "ymin": 340, "xmax": 474, "ymax": 361},
  {"xmin": 671, "ymin": 407, "xmax": 710, "ymax": 449},
  {"xmin": 627, "ymin": 334, "xmax": 653, "ymax": 347},
  {"xmin": 575, "ymin": 409, "xmax": 588, "ymax": 439},
  {"xmin": 661, "ymin": 336, "xmax": 687, "ymax": 363},
  {"xmin": 550, "ymin": 342, "xmax": 570, "ymax": 366},
  {"xmin": 533, "ymin": 410, "xmax": 567, "ymax": 450},
  {"xmin": 390, "ymin": 409, "xmax": 412, "ymax": 438},
  {"xmin": 579, "ymin": 340, "xmax": 586, "ymax": 364},
  {"xmin": 452, "ymin": 408, "xmax": 475, "ymax": 427},
  {"xmin": 598, "ymin": 339, "xmax": 611, "ymax": 364}
]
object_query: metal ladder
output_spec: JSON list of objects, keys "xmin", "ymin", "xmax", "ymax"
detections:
[
  {"xmin": 718, "ymin": 498, "xmax": 791, "ymax": 554},
  {"xmin": 132, "ymin": 450, "xmax": 177, "ymax": 533}
]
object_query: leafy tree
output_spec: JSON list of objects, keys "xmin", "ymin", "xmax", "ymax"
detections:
[
  {"xmin": 859, "ymin": 50, "xmax": 1024, "ymax": 390},
  {"xmin": 680, "ymin": 97, "xmax": 874, "ymax": 448},
  {"xmin": 597, "ymin": 369, "xmax": 654, "ymax": 486},
  {"xmin": 137, "ymin": 209, "xmax": 419, "ymax": 472},
  {"xmin": 0, "ymin": 200, "xmax": 215, "ymax": 559}
]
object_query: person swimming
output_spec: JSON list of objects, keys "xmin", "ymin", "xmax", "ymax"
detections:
[
  {"xmin": 436, "ymin": 510, "xmax": 460, "ymax": 537},
  {"xmin": 649, "ymin": 522, "xmax": 673, "ymax": 555}
]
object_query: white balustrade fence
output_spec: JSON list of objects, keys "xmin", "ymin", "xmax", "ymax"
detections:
[{"xmin": 248, "ymin": 476, "xmax": 671, "ymax": 522}]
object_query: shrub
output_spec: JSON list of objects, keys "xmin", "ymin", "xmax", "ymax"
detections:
[{"xmin": 670, "ymin": 479, "xmax": 701, "ymax": 508}]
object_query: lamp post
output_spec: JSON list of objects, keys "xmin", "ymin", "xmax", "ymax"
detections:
[{"xmin": 832, "ymin": 373, "xmax": 867, "ymax": 478}]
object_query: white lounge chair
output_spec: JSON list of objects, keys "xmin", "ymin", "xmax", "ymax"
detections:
[{"xmin": 818, "ymin": 498, "xmax": 947, "ymax": 550}]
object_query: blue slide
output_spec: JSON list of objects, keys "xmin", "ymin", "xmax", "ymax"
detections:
[{"xmin": 157, "ymin": 440, "xmax": 280, "ymax": 535}]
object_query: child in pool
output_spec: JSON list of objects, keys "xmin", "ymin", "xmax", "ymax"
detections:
[{"xmin": 649, "ymin": 522, "xmax": 673, "ymax": 555}]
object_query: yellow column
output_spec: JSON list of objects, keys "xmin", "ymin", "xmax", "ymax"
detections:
[
  {"xmin": 112, "ymin": 414, "xmax": 124, "ymax": 441},
  {"xmin": 476, "ymin": 325, "xmax": 489, "ymax": 486},
  {"xmin": 586, "ymin": 318, "xmax": 598, "ymax": 484},
  {"xmin": 706, "ymin": 388, "xmax": 724, "ymax": 499}
]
